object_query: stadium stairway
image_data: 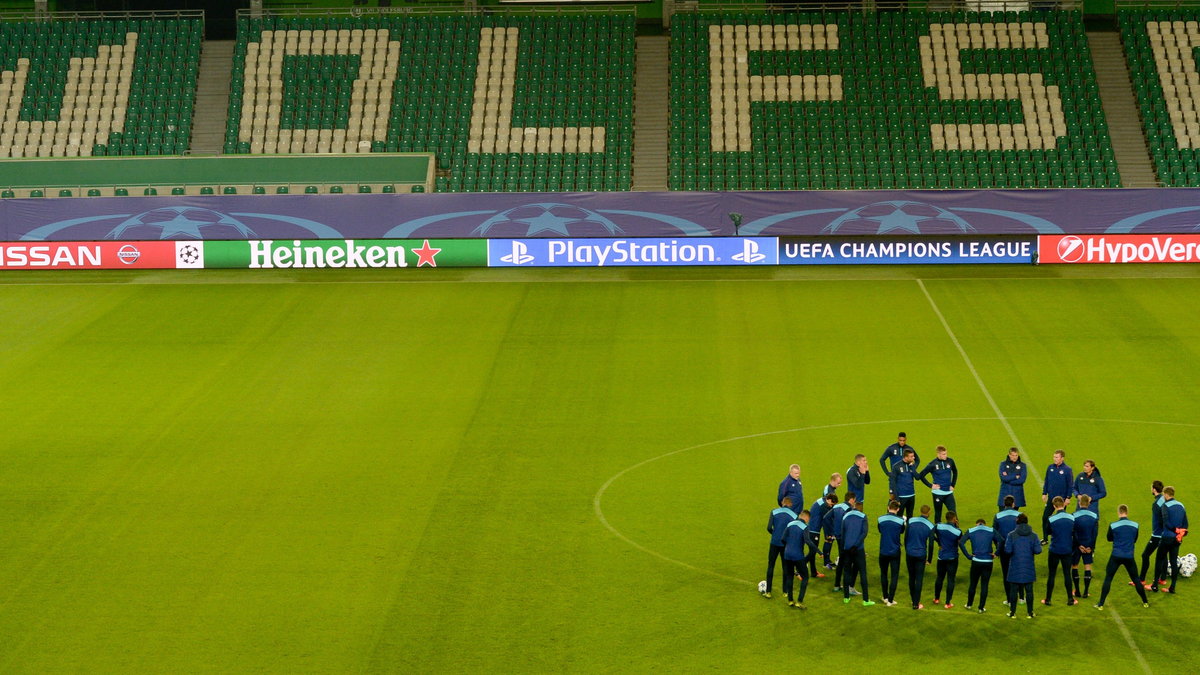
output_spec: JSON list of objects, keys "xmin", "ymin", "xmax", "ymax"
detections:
[
  {"xmin": 633, "ymin": 35, "xmax": 669, "ymax": 191},
  {"xmin": 191, "ymin": 40, "xmax": 234, "ymax": 154},
  {"xmin": 1088, "ymin": 31, "xmax": 1157, "ymax": 186}
]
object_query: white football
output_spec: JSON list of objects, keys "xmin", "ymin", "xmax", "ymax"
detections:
[
  {"xmin": 1179, "ymin": 553, "xmax": 1197, "ymax": 578},
  {"xmin": 758, "ymin": 580, "xmax": 768, "ymax": 593}
]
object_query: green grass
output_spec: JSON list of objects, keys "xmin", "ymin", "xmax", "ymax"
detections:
[{"xmin": 1, "ymin": 265, "xmax": 1197, "ymax": 672}]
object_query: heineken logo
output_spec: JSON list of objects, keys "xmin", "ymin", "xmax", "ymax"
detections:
[{"xmin": 249, "ymin": 239, "xmax": 419, "ymax": 269}]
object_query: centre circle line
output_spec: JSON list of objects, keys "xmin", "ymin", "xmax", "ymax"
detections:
[{"xmin": 593, "ymin": 416, "xmax": 1200, "ymax": 587}]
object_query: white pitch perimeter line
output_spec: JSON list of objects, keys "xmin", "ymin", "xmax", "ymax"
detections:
[
  {"xmin": 916, "ymin": 278, "xmax": 1152, "ymax": 675},
  {"xmin": 1, "ymin": 272, "xmax": 1200, "ymax": 288}
]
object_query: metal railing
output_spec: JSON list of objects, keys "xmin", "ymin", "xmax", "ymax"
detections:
[
  {"xmin": 236, "ymin": 4, "xmax": 638, "ymax": 20},
  {"xmin": 668, "ymin": 1, "xmax": 1081, "ymax": 13},
  {"xmin": 1114, "ymin": 0, "xmax": 1200, "ymax": 10},
  {"xmin": 0, "ymin": 9, "xmax": 205, "ymax": 23}
]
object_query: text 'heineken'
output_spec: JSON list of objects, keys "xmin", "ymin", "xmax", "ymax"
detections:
[{"xmin": 250, "ymin": 240, "xmax": 408, "ymax": 269}]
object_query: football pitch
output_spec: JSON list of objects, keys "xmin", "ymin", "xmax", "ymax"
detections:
[{"xmin": 1, "ymin": 264, "xmax": 1197, "ymax": 673}]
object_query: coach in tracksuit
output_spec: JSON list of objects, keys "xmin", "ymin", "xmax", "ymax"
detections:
[
  {"xmin": 782, "ymin": 511, "xmax": 817, "ymax": 608},
  {"xmin": 778, "ymin": 464, "xmax": 803, "ymax": 511},
  {"xmin": 905, "ymin": 505, "xmax": 935, "ymax": 610},
  {"xmin": 997, "ymin": 447, "xmax": 1027, "ymax": 509},
  {"xmin": 1004, "ymin": 513, "xmax": 1042, "ymax": 618},
  {"xmin": 877, "ymin": 501, "xmax": 906, "ymax": 607},
  {"xmin": 822, "ymin": 473, "xmax": 843, "ymax": 498},
  {"xmin": 918, "ymin": 445, "xmax": 958, "ymax": 524},
  {"xmin": 821, "ymin": 493, "xmax": 841, "ymax": 572},
  {"xmin": 933, "ymin": 513, "xmax": 963, "ymax": 608},
  {"xmin": 1041, "ymin": 450, "xmax": 1073, "ymax": 542},
  {"xmin": 993, "ymin": 496, "xmax": 1022, "ymax": 606},
  {"xmin": 1139, "ymin": 481, "xmax": 1165, "ymax": 585},
  {"xmin": 1155, "ymin": 486, "xmax": 1189, "ymax": 593},
  {"xmin": 1072, "ymin": 494, "xmax": 1099, "ymax": 598},
  {"xmin": 891, "ymin": 449, "xmax": 919, "ymax": 520},
  {"xmin": 1096, "ymin": 504, "xmax": 1151, "ymax": 609},
  {"xmin": 1043, "ymin": 496, "xmax": 1076, "ymax": 606},
  {"xmin": 961, "ymin": 517, "xmax": 999, "ymax": 612},
  {"xmin": 807, "ymin": 494, "xmax": 830, "ymax": 576},
  {"xmin": 840, "ymin": 503, "xmax": 873, "ymax": 606},
  {"xmin": 880, "ymin": 432, "xmax": 918, "ymax": 497},
  {"xmin": 846, "ymin": 455, "xmax": 871, "ymax": 505},
  {"xmin": 764, "ymin": 498, "xmax": 798, "ymax": 597},
  {"xmin": 830, "ymin": 494, "xmax": 854, "ymax": 590},
  {"xmin": 1073, "ymin": 460, "xmax": 1106, "ymax": 517}
]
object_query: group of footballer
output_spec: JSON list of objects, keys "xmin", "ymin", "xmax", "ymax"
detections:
[{"xmin": 764, "ymin": 432, "xmax": 1189, "ymax": 618}]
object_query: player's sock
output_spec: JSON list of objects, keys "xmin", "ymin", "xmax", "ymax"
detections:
[
  {"xmin": 1072, "ymin": 569, "xmax": 1080, "ymax": 596},
  {"xmin": 1083, "ymin": 571, "xmax": 1092, "ymax": 596}
]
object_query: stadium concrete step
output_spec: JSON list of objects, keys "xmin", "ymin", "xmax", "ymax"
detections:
[
  {"xmin": 1087, "ymin": 31, "xmax": 1158, "ymax": 187},
  {"xmin": 191, "ymin": 40, "xmax": 234, "ymax": 155},
  {"xmin": 633, "ymin": 35, "xmax": 669, "ymax": 191}
]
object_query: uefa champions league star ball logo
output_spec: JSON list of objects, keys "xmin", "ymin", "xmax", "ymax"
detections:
[
  {"xmin": 473, "ymin": 203, "xmax": 624, "ymax": 237},
  {"xmin": 177, "ymin": 244, "xmax": 202, "ymax": 266},
  {"xmin": 106, "ymin": 207, "xmax": 258, "ymax": 240},
  {"xmin": 822, "ymin": 201, "xmax": 977, "ymax": 235}
]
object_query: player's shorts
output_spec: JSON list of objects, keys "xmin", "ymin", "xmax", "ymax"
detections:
[{"xmin": 1072, "ymin": 549, "xmax": 1094, "ymax": 565}]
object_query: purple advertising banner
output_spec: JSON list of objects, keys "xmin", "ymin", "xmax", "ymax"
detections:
[
  {"xmin": 2, "ymin": 192, "xmax": 731, "ymax": 242},
  {"xmin": 5, "ymin": 189, "xmax": 1200, "ymax": 241}
]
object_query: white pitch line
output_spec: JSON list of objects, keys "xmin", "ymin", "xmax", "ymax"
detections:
[
  {"xmin": 917, "ymin": 278, "xmax": 1153, "ymax": 675},
  {"xmin": 593, "ymin": 417, "xmax": 1002, "ymax": 587},
  {"xmin": 2, "ymin": 271, "xmax": 1200, "ymax": 288}
]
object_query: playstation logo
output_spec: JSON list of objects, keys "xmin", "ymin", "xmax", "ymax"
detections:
[
  {"xmin": 500, "ymin": 240, "xmax": 535, "ymax": 265},
  {"xmin": 731, "ymin": 239, "xmax": 766, "ymax": 264}
]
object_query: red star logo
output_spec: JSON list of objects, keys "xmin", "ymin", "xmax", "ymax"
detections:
[{"xmin": 413, "ymin": 239, "xmax": 441, "ymax": 267}]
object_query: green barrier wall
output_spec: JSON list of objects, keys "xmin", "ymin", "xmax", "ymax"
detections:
[
  {"xmin": 0, "ymin": 153, "xmax": 434, "ymax": 190},
  {"xmin": 205, "ymin": 238, "xmax": 488, "ymax": 269}
]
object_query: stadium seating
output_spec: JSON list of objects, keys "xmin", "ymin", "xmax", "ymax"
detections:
[
  {"xmin": 1119, "ymin": 9, "xmax": 1200, "ymax": 186},
  {"xmin": 226, "ymin": 12, "xmax": 635, "ymax": 193},
  {"xmin": 668, "ymin": 10, "xmax": 1119, "ymax": 190},
  {"xmin": 0, "ymin": 15, "xmax": 202, "ymax": 158}
]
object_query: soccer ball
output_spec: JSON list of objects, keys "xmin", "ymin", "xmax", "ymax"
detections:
[
  {"xmin": 757, "ymin": 580, "xmax": 768, "ymax": 594},
  {"xmin": 1179, "ymin": 553, "xmax": 1197, "ymax": 578}
]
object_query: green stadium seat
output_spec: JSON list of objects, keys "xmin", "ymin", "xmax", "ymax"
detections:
[
  {"xmin": 0, "ymin": 15, "xmax": 202, "ymax": 158},
  {"xmin": 1120, "ymin": 9, "xmax": 1200, "ymax": 185},
  {"xmin": 225, "ymin": 14, "xmax": 634, "ymax": 192},
  {"xmin": 668, "ymin": 10, "xmax": 1116, "ymax": 190}
]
